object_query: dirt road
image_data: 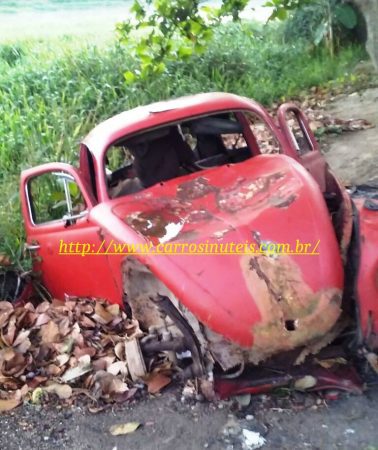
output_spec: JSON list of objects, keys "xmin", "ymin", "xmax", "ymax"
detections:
[{"xmin": 1, "ymin": 89, "xmax": 377, "ymax": 450}]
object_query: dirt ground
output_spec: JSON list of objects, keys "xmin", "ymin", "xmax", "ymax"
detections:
[
  {"xmin": 1, "ymin": 88, "xmax": 378, "ymax": 450},
  {"xmin": 322, "ymin": 87, "xmax": 378, "ymax": 186}
]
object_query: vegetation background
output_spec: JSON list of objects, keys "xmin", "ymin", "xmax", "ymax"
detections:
[{"xmin": 0, "ymin": 0, "xmax": 369, "ymax": 259}]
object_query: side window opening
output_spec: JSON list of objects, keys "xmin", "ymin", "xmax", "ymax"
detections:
[
  {"xmin": 28, "ymin": 172, "xmax": 86, "ymax": 225},
  {"xmin": 245, "ymin": 112, "xmax": 281, "ymax": 154},
  {"xmin": 284, "ymin": 111, "xmax": 313, "ymax": 155}
]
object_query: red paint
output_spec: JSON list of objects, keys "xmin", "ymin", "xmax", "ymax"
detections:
[{"xmin": 355, "ymin": 198, "xmax": 378, "ymax": 338}]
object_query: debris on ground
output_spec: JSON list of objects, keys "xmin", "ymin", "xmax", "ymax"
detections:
[
  {"xmin": 109, "ymin": 421, "xmax": 141, "ymax": 436},
  {"xmin": 242, "ymin": 429, "xmax": 266, "ymax": 450},
  {"xmin": 0, "ymin": 297, "xmax": 171, "ymax": 411}
]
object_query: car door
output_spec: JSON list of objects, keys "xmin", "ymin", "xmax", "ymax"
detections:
[
  {"xmin": 277, "ymin": 103, "xmax": 328, "ymax": 192},
  {"xmin": 20, "ymin": 163, "xmax": 122, "ymax": 305}
]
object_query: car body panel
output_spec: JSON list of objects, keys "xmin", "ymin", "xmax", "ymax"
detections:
[
  {"xmin": 355, "ymin": 196, "xmax": 378, "ymax": 340},
  {"xmin": 88, "ymin": 154, "xmax": 344, "ymax": 348}
]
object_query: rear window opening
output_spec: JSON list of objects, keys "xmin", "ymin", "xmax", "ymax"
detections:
[{"xmin": 105, "ymin": 112, "xmax": 252, "ymax": 199}]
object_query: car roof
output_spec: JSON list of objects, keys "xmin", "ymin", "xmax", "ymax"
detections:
[{"xmin": 82, "ymin": 92, "xmax": 261, "ymax": 159}]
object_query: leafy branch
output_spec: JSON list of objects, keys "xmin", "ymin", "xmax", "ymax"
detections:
[{"xmin": 116, "ymin": 0, "xmax": 250, "ymax": 82}]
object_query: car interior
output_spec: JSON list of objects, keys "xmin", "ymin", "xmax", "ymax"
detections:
[{"xmin": 106, "ymin": 112, "xmax": 252, "ymax": 198}]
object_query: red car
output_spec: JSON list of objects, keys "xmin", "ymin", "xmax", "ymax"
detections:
[{"xmin": 20, "ymin": 93, "xmax": 378, "ymax": 396}]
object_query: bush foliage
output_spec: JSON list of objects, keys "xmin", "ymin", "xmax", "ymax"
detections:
[{"xmin": 0, "ymin": 23, "xmax": 364, "ymax": 255}]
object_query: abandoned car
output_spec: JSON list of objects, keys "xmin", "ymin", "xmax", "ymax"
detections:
[{"xmin": 20, "ymin": 93, "xmax": 378, "ymax": 396}]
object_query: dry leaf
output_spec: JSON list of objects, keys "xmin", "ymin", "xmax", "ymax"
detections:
[
  {"xmin": 93, "ymin": 303, "xmax": 114, "ymax": 325},
  {"xmin": 114, "ymin": 342, "xmax": 125, "ymax": 361},
  {"xmin": 35, "ymin": 302, "xmax": 50, "ymax": 314},
  {"xmin": 0, "ymin": 397, "xmax": 21, "ymax": 411},
  {"xmin": 94, "ymin": 372, "xmax": 128, "ymax": 396},
  {"xmin": 61, "ymin": 355, "xmax": 92, "ymax": 382},
  {"xmin": 44, "ymin": 383, "xmax": 72, "ymax": 399},
  {"xmin": 13, "ymin": 329, "xmax": 31, "ymax": 347},
  {"xmin": 74, "ymin": 346, "xmax": 96, "ymax": 358},
  {"xmin": 40, "ymin": 320, "xmax": 60, "ymax": 344},
  {"xmin": 317, "ymin": 357, "xmax": 347, "ymax": 369},
  {"xmin": 55, "ymin": 354, "xmax": 70, "ymax": 367},
  {"xmin": 0, "ymin": 254, "xmax": 11, "ymax": 267},
  {"xmin": 365, "ymin": 352, "xmax": 378, "ymax": 374},
  {"xmin": 31, "ymin": 387, "xmax": 44, "ymax": 404},
  {"xmin": 109, "ymin": 422, "xmax": 141, "ymax": 436},
  {"xmin": 294, "ymin": 375, "xmax": 317, "ymax": 391},
  {"xmin": 106, "ymin": 304, "xmax": 120, "ymax": 316},
  {"xmin": 146, "ymin": 372, "xmax": 171, "ymax": 394},
  {"xmin": 107, "ymin": 361, "xmax": 128, "ymax": 377}
]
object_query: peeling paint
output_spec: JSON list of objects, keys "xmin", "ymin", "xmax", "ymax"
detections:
[
  {"xmin": 240, "ymin": 254, "xmax": 342, "ymax": 363},
  {"xmin": 177, "ymin": 176, "xmax": 217, "ymax": 200},
  {"xmin": 216, "ymin": 172, "xmax": 292, "ymax": 213},
  {"xmin": 126, "ymin": 211, "xmax": 184, "ymax": 243}
]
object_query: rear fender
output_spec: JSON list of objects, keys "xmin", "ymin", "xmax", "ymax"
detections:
[{"xmin": 354, "ymin": 192, "xmax": 378, "ymax": 343}]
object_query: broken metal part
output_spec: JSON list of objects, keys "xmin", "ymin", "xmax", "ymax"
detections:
[
  {"xmin": 140, "ymin": 336, "xmax": 186, "ymax": 354},
  {"xmin": 152, "ymin": 294, "xmax": 204, "ymax": 378},
  {"xmin": 214, "ymin": 364, "xmax": 363, "ymax": 399},
  {"xmin": 123, "ymin": 258, "xmax": 205, "ymax": 378}
]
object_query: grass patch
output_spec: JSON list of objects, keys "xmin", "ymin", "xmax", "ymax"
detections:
[{"xmin": 0, "ymin": 22, "xmax": 366, "ymax": 255}]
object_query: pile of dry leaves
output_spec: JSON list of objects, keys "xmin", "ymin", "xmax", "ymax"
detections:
[{"xmin": 0, "ymin": 297, "xmax": 171, "ymax": 413}]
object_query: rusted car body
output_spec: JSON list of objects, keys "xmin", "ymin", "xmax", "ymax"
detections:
[{"xmin": 20, "ymin": 93, "xmax": 378, "ymax": 395}]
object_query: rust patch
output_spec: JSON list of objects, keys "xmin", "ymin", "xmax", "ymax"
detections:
[
  {"xmin": 270, "ymin": 193, "xmax": 297, "ymax": 208},
  {"xmin": 202, "ymin": 326, "xmax": 245, "ymax": 371},
  {"xmin": 187, "ymin": 209, "xmax": 214, "ymax": 223},
  {"xmin": 177, "ymin": 176, "xmax": 218, "ymax": 200},
  {"xmin": 240, "ymin": 254, "xmax": 342, "ymax": 364},
  {"xmin": 216, "ymin": 172, "xmax": 287, "ymax": 213}
]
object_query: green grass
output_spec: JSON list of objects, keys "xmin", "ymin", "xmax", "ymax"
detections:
[{"xmin": 0, "ymin": 22, "xmax": 366, "ymax": 257}]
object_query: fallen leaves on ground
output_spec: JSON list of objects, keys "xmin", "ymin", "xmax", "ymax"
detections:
[
  {"xmin": 249, "ymin": 90, "xmax": 375, "ymax": 155},
  {"xmin": 0, "ymin": 297, "xmax": 150, "ymax": 411}
]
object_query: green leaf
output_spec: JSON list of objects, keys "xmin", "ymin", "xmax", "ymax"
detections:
[
  {"xmin": 68, "ymin": 182, "xmax": 79, "ymax": 197},
  {"xmin": 140, "ymin": 54, "xmax": 153, "ymax": 64},
  {"xmin": 124, "ymin": 71, "xmax": 136, "ymax": 84},
  {"xmin": 189, "ymin": 20, "xmax": 203, "ymax": 36},
  {"xmin": 178, "ymin": 46, "xmax": 193, "ymax": 59},
  {"xmin": 314, "ymin": 21, "xmax": 327, "ymax": 46},
  {"xmin": 131, "ymin": 1, "xmax": 145, "ymax": 19},
  {"xmin": 334, "ymin": 4, "xmax": 357, "ymax": 29},
  {"xmin": 276, "ymin": 8, "xmax": 288, "ymax": 20},
  {"xmin": 155, "ymin": 62, "xmax": 166, "ymax": 74}
]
